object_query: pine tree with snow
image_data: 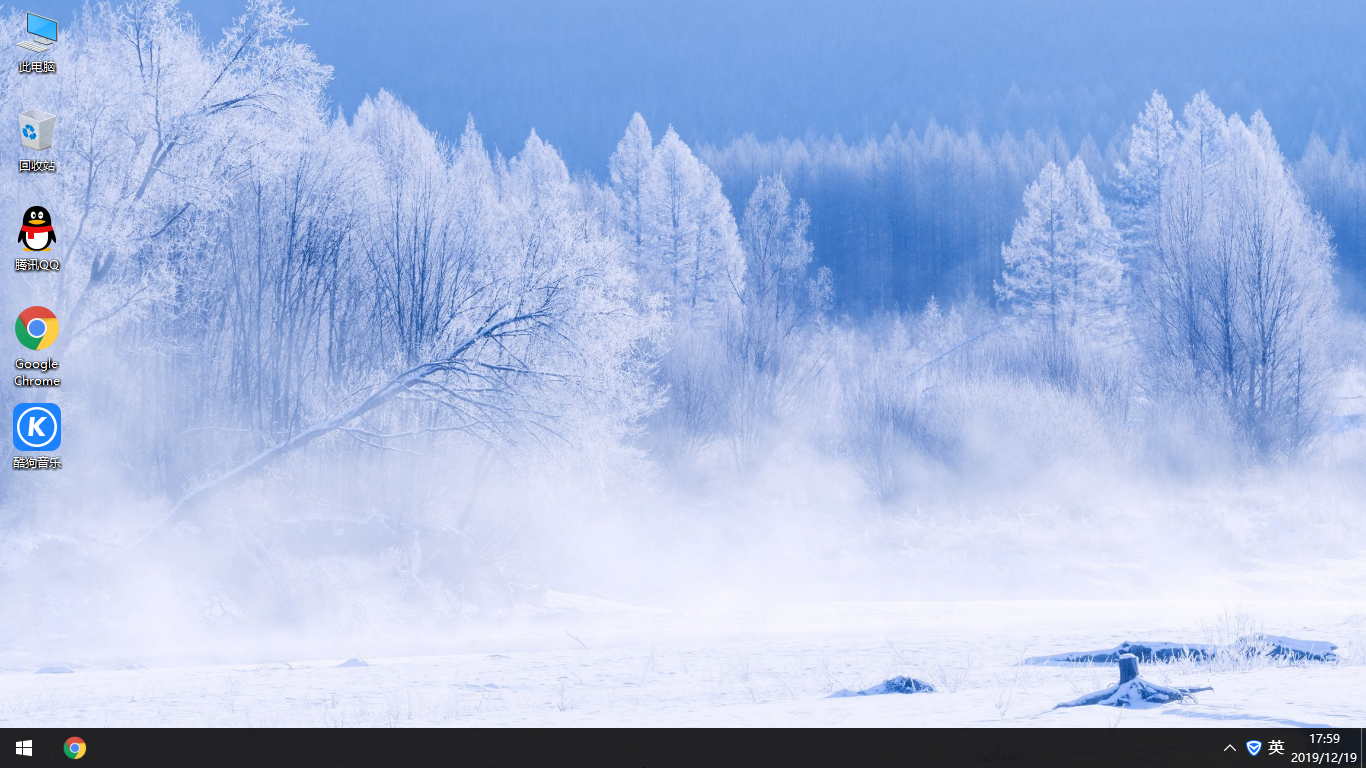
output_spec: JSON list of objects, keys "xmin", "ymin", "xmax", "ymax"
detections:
[
  {"xmin": 651, "ymin": 127, "xmax": 745, "ymax": 326},
  {"xmin": 608, "ymin": 118, "xmax": 744, "ymax": 327},
  {"xmin": 996, "ymin": 159, "xmax": 1123, "ymax": 339},
  {"xmin": 608, "ymin": 113, "xmax": 658, "ymax": 269},
  {"xmin": 1114, "ymin": 92, "xmax": 1178, "ymax": 263}
]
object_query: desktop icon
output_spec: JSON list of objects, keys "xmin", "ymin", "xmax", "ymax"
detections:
[
  {"xmin": 15, "ymin": 306, "xmax": 58, "ymax": 350},
  {"xmin": 20, "ymin": 109, "xmax": 55, "ymax": 151},
  {"xmin": 18, "ymin": 206, "xmax": 56, "ymax": 251},
  {"xmin": 16, "ymin": 12, "xmax": 57, "ymax": 53},
  {"xmin": 13, "ymin": 403, "xmax": 60, "ymax": 451},
  {"xmin": 63, "ymin": 737, "xmax": 84, "ymax": 760}
]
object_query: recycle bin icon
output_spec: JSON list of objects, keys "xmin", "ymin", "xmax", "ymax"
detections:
[{"xmin": 20, "ymin": 109, "xmax": 55, "ymax": 151}]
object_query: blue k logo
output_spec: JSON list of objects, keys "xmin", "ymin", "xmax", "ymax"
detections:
[{"xmin": 13, "ymin": 403, "xmax": 60, "ymax": 450}]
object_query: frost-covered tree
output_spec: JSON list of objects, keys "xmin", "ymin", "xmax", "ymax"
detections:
[
  {"xmin": 721, "ymin": 174, "xmax": 828, "ymax": 468},
  {"xmin": 649, "ymin": 127, "xmax": 745, "ymax": 325},
  {"xmin": 1137, "ymin": 93, "xmax": 1338, "ymax": 455},
  {"xmin": 608, "ymin": 113, "xmax": 658, "ymax": 270},
  {"xmin": 996, "ymin": 159, "xmax": 1123, "ymax": 339},
  {"xmin": 0, "ymin": 2, "xmax": 657, "ymax": 534},
  {"xmin": 608, "ymin": 116, "xmax": 744, "ymax": 325},
  {"xmin": 352, "ymin": 91, "xmax": 464, "ymax": 369},
  {"xmin": 611, "ymin": 117, "xmax": 748, "ymax": 322},
  {"xmin": 1114, "ymin": 92, "xmax": 1178, "ymax": 264},
  {"xmin": 1296, "ymin": 134, "xmax": 1366, "ymax": 307},
  {"xmin": 151, "ymin": 119, "xmax": 653, "ymax": 534},
  {"xmin": 738, "ymin": 174, "xmax": 819, "ymax": 344},
  {"xmin": 0, "ymin": 0, "xmax": 337, "ymax": 491},
  {"xmin": 607, "ymin": 116, "xmax": 748, "ymax": 462},
  {"xmin": 701, "ymin": 123, "xmax": 1076, "ymax": 314},
  {"xmin": 216, "ymin": 116, "xmax": 367, "ymax": 442}
]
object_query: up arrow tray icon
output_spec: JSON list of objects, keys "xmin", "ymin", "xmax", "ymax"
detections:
[{"xmin": 1224, "ymin": 744, "xmax": 1237, "ymax": 752}]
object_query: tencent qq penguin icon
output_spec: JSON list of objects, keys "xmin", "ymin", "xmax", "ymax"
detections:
[{"xmin": 13, "ymin": 403, "xmax": 61, "ymax": 451}]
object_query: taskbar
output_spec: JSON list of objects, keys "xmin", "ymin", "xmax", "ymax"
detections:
[{"xmin": 1, "ymin": 726, "xmax": 1362, "ymax": 767}]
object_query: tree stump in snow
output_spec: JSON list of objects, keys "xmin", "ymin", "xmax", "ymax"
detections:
[
  {"xmin": 1117, "ymin": 653, "xmax": 1139, "ymax": 684},
  {"xmin": 1055, "ymin": 651, "xmax": 1211, "ymax": 709}
]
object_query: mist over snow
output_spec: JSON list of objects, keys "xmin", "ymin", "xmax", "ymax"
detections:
[{"xmin": 0, "ymin": 0, "xmax": 1363, "ymax": 729}]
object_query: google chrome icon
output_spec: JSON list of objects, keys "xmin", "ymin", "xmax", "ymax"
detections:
[
  {"xmin": 16, "ymin": 306, "xmax": 59, "ymax": 350},
  {"xmin": 64, "ymin": 736, "xmax": 86, "ymax": 759}
]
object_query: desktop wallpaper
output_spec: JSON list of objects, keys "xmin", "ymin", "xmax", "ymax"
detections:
[{"xmin": 0, "ymin": 0, "xmax": 1363, "ymax": 728}]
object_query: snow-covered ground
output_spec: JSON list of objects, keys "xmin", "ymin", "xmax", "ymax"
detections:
[{"xmin": 2, "ymin": 598, "xmax": 1362, "ymax": 727}]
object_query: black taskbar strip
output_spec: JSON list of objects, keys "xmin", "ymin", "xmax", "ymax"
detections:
[{"xmin": 1, "ymin": 726, "xmax": 1361, "ymax": 767}]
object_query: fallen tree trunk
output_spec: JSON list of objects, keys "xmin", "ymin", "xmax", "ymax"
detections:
[
  {"xmin": 1024, "ymin": 635, "xmax": 1338, "ymax": 664},
  {"xmin": 129, "ymin": 307, "xmax": 550, "ymax": 551}
]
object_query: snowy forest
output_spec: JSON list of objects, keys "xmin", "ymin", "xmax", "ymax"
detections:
[{"xmin": 0, "ymin": 0, "xmax": 1363, "ymax": 673}]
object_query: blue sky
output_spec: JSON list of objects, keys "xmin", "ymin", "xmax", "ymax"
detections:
[{"xmin": 24, "ymin": 0, "xmax": 1366, "ymax": 171}]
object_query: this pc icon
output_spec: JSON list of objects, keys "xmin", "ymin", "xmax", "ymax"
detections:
[{"xmin": 16, "ymin": 12, "xmax": 57, "ymax": 53}]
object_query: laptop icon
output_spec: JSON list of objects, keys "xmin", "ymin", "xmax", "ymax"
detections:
[{"xmin": 16, "ymin": 12, "xmax": 57, "ymax": 53}]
